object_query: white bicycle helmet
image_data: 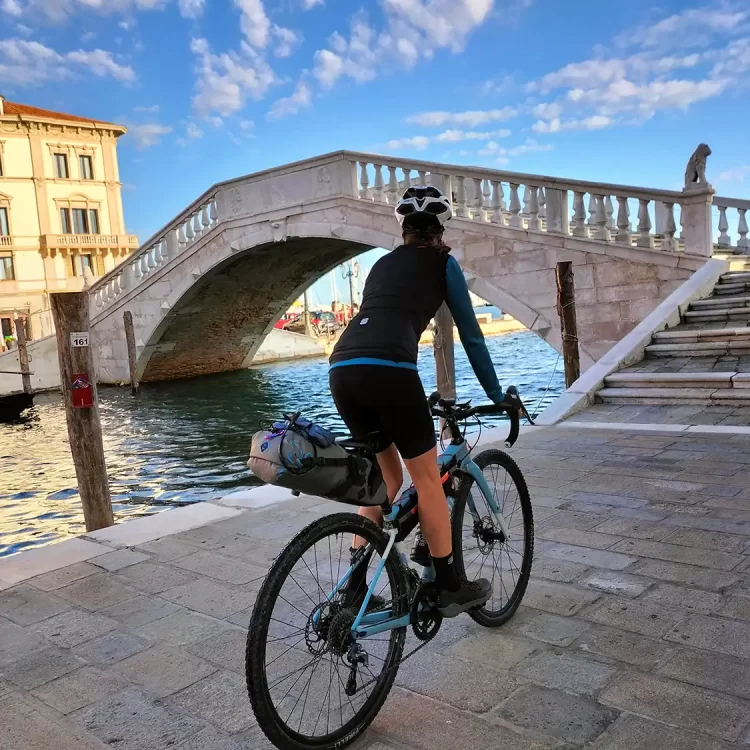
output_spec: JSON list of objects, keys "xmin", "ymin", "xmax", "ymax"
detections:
[{"xmin": 395, "ymin": 185, "xmax": 453, "ymax": 231}]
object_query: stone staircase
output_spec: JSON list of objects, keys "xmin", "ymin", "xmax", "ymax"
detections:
[{"xmin": 596, "ymin": 264, "xmax": 750, "ymax": 408}]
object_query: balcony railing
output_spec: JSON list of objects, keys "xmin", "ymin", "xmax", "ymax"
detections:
[
  {"xmin": 40, "ymin": 234, "xmax": 140, "ymax": 251},
  {"xmin": 0, "ymin": 235, "xmax": 11, "ymax": 247}
]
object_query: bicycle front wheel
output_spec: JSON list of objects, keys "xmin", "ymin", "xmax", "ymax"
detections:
[
  {"xmin": 452, "ymin": 449, "xmax": 534, "ymax": 627},
  {"xmin": 246, "ymin": 513, "xmax": 408, "ymax": 750}
]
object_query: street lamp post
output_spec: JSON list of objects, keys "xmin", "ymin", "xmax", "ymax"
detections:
[{"xmin": 340, "ymin": 260, "xmax": 360, "ymax": 322}]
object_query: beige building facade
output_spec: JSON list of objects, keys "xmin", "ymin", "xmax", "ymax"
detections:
[{"xmin": 0, "ymin": 96, "xmax": 137, "ymax": 342}]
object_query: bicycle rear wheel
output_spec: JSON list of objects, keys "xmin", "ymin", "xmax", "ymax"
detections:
[
  {"xmin": 246, "ymin": 513, "xmax": 408, "ymax": 750},
  {"xmin": 452, "ymin": 449, "xmax": 534, "ymax": 627}
]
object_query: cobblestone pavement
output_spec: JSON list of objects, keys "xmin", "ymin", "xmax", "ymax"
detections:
[
  {"xmin": 2, "ymin": 426, "xmax": 750, "ymax": 749},
  {"xmin": 570, "ymin": 402, "xmax": 750, "ymax": 427}
]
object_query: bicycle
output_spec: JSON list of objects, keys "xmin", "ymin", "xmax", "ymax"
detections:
[{"xmin": 246, "ymin": 387, "xmax": 534, "ymax": 750}]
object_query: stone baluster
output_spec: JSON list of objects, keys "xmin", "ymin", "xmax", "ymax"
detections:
[
  {"xmin": 605, "ymin": 196, "xmax": 615, "ymax": 231},
  {"xmin": 717, "ymin": 206, "xmax": 730, "ymax": 247},
  {"xmin": 359, "ymin": 162, "xmax": 371, "ymax": 200},
  {"xmin": 738, "ymin": 209, "xmax": 749, "ymax": 251},
  {"xmin": 147, "ymin": 247, "xmax": 158, "ymax": 272},
  {"xmin": 615, "ymin": 196, "xmax": 631, "ymax": 244},
  {"xmin": 387, "ymin": 166, "xmax": 399, "ymax": 204},
  {"xmin": 201, "ymin": 204, "xmax": 211, "ymax": 231},
  {"xmin": 372, "ymin": 165, "xmax": 384, "ymax": 203},
  {"xmin": 178, "ymin": 222, "xmax": 188, "ymax": 248},
  {"xmin": 472, "ymin": 177, "xmax": 484, "ymax": 221},
  {"xmin": 572, "ymin": 191, "xmax": 587, "ymax": 237},
  {"xmin": 165, "ymin": 228, "xmax": 179, "ymax": 260},
  {"xmin": 455, "ymin": 176, "xmax": 470, "ymax": 218},
  {"xmin": 508, "ymin": 183, "xmax": 522, "ymax": 228},
  {"xmin": 185, "ymin": 217, "xmax": 195, "ymax": 244},
  {"xmin": 192, "ymin": 213, "xmax": 203, "ymax": 239},
  {"xmin": 402, "ymin": 168, "xmax": 413, "ymax": 191},
  {"xmin": 418, "ymin": 170, "xmax": 427, "ymax": 185},
  {"xmin": 637, "ymin": 199, "xmax": 654, "ymax": 248},
  {"xmin": 594, "ymin": 195, "xmax": 610, "ymax": 241},
  {"xmin": 209, "ymin": 198, "xmax": 218, "ymax": 225},
  {"xmin": 538, "ymin": 187, "xmax": 547, "ymax": 221},
  {"xmin": 587, "ymin": 194, "xmax": 597, "ymax": 230},
  {"xmin": 662, "ymin": 202, "xmax": 677, "ymax": 252},
  {"xmin": 528, "ymin": 186, "xmax": 541, "ymax": 230},
  {"xmin": 482, "ymin": 179, "xmax": 491, "ymax": 220},
  {"xmin": 490, "ymin": 180, "xmax": 505, "ymax": 225}
]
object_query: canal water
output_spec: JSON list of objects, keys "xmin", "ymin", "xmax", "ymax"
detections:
[{"xmin": 0, "ymin": 331, "xmax": 563, "ymax": 557}]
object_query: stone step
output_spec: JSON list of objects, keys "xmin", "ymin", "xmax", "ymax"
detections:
[
  {"xmin": 683, "ymin": 308, "xmax": 750, "ymax": 322},
  {"xmin": 720, "ymin": 271, "xmax": 750, "ymax": 283},
  {"xmin": 597, "ymin": 387, "xmax": 750, "ymax": 406},
  {"xmin": 653, "ymin": 327, "xmax": 750, "ymax": 344},
  {"xmin": 714, "ymin": 282, "xmax": 750, "ymax": 296},
  {"xmin": 646, "ymin": 340, "xmax": 750, "ymax": 357},
  {"xmin": 690, "ymin": 295, "xmax": 750, "ymax": 310},
  {"xmin": 604, "ymin": 372, "xmax": 734, "ymax": 389}
]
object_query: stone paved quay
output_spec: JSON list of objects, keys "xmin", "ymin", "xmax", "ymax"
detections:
[{"xmin": 2, "ymin": 424, "xmax": 750, "ymax": 749}]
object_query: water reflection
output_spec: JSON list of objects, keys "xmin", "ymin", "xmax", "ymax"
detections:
[{"xmin": 0, "ymin": 331, "xmax": 563, "ymax": 556}]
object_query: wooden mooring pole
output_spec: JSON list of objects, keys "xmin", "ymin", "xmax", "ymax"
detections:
[
  {"xmin": 433, "ymin": 303, "xmax": 456, "ymax": 399},
  {"xmin": 123, "ymin": 311, "xmax": 139, "ymax": 395},
  {"xmin": 13, "ymin": 317, "xmax": 32, "ymax": 394},
  {"xmin": 555, "ymin": 261, "xmax": 580, "ymax": 388},
  {"xmin": 50, "ymin": 292, "xmax": 114, "ymax": 532}
]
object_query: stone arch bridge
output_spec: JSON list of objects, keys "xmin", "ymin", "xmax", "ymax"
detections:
[{"xmin": 85, "ymin": 150, "xmax": 742, "ymax": 384}]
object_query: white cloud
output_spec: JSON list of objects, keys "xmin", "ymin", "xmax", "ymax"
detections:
[
  {"xmin": 127, "ymin": 122, "xmax": 172, "ymax": 148},
  {"xmin": 1, "ymin": 0, "xmax": 22, "ymax": 15},
  {"xmin": 0, "ymin": 38, "xmax": 135, "ymax": 86},
  {"xmin": 406, "ymin": 107, "xmax": 517, "ymax": 127},
  {"xmin": 67, "ymin": 48, "xmax": 135, "ymax": 81},
  {"xmin": 190, "ymin": 36, "xmax": 276, "ymax": 116},
  {"xmin": 272, "ymin": 25, "xmax": 302, "ymax": 58},
  {"xmin": 186, "ymin": 121, "xmax": 203, "ymax": 138},
  {"xmin": 267, "ymin": 81, "xmax": 312, "ymax": 119},
  {"xmin": 532, "ymin": 114, "xmax": 613, "ymax": 133},
  {"xmin": 178, "ymin": 0, "xmax": 203, "ymax": 17},
  {"xmin": 239, "ymin": 119, "xmax": 254, "ymax": 130},
  {"xmin": 207, "ymin": 115, "xmax": 223, "ymax": 127},
  {"xmin": 310, "ymin": 0, "xmax": 501, "ymax": 90},
  {"xmin": 3, "ymin": 0, "xmax": 168, "ymax": 22},
  {"xmin": 134, "ymin": 104, "xmax": 159, "ymax": 113},
  {"xmin": 235, "ymin": 0, "xmax": 271, "ymax": 48},
  {"xmin": 717, "ymin": 165, "xmax": 750, "ymax": 183},
  {"xmin": 435, "ymin": 128, "xmax": 511, "ymax": 142},
  {"xmin": 498, "ymin": 139, "xmax": 553, "ymax": 157},
  {"xmin": 302, "ymin": 0, "xmax": 323, "ymax": 7},
  {"xmin": 385, "ymin": 135, "xmax": 430, "ymax": 150}
]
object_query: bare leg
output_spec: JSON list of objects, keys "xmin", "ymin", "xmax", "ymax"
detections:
[
  {"xmin": 403, "ymin": 446, "xmax": 451, "ymax": 558},
  {"xmin": 353, "ymin": 443, "xmax": 403, "ymax": 548}
]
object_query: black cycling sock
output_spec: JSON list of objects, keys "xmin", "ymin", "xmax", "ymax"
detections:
[
  {"xmin": 348, "ymin": 546, "xmax": 373, "ymax": 591},
  {"xmin": 433, "ymin": 553, "xmax": 460, "ymax": 592}
]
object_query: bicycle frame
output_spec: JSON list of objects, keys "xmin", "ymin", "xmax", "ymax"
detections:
[{"xmin": 317, "ymin": 439, "xmax": 512, "ymax": 640}]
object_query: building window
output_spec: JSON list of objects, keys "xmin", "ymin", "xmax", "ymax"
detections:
[
  {"xmin": 89, "ymin": 209, "xmax": 100, "ymax": 234},
  {"xmin": 54, "ymin": 153, "xmax": 69, "ymax": 179},
  {"xmin": 0, "ymin": 256, "xmax": 14, "ymax": 280},
  {"xmin": 60, "ymin": 208, "xmax": 71, "ymax": 234},
  {"xmin": 0, "ymin": 207, "xmax": 8, "ymax": 236},
  {"xmin": 72, "ymin": 208, "xmax": 88, "ymax": 234},
  {"xmin": 79, "ymin": 155, "xmax": 93, "ymax": 180}
]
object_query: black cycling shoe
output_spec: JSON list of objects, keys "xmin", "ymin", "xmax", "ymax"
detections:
[
  {"xmin": 340, "ymin": 582, "xmax": 386, "ymax": 612},
  {"xmin": 436, "ymin": 578, "xmax": 492, "ymax": 618}
]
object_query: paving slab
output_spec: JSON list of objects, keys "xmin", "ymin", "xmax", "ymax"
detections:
[
  {"xmin": 590, "ymin": 714, "xmax": 734, "ymax": 750},
  {"xmin": 0, "ymin": 584, "xmax": 72, "ymax": 625},
  {"xmin": 521, "ymin": 578, "xmax": 601, "ymax": 616},
  {"xmin": 90, "ymin": 549, "xmax": 150, "ymax": 572},
  {"xmin": 72, "ymin": 631, "xmax": 151, "ymax": 665},
  {"xmin": 185, "ymin": 627, "xmax": 249, "ymax": 673},
  {"xmin": 640, "ymin": 582, "xmax": 725, "ymax": 614},
  {"xmin": 134, "ymin": 608, "xmax": 234, "ymax": 647},
  {"xmin": 497, "ymin": 684, "xmax": 619, "ymax": 746},
  {"xmin": 0, "ymin": 616, "xmax": 49, "ymax": 666},
  {"xmin": 172, "ymin": 551, "xmax": 267, "ymax": 585},
  {"xmin": 1, "ymin": 646, "xmax": 83, "ymax": 690},
  {"xmin": 529, "ymin": 556, "xmax": 590, "ymax": 583},
  {"xmin": 514, "ymin": 650, "xmax": 618, "ymax": 695},
  {"xmin": 574, "ymin": 625, "xmax": 673, "ymax": 669},
  {"xmin": 536, "ymin": 541, "xmax": 638, "ymax": 570},
  {"xmin": 115, "ymin": 561, "xmax": 200, "ymax": 594},
  {"xmin": 665, "ymin": 614, "xmax": 750, "ymax": 659},
  {"xmin": 55, "ymin": 573, "xmax": 139, "ymax": 611},
  {"xmin": 600, "ymin": 672, "xmax": 750, "ymax": 741},
  {"xmin": 657, "ymin": 647, "xmax": 750, "ymax": 700},
  {"xmin": 114, "ymin": 645, "xmax": 217, "ymax": 698},
  {"xmin": 74, "ymin": 687, "xmax": 204, "ymax": 750},
  {"xmin": 31, "ymin": 666, "xmax": 130, "ymax": 714},
  {"xmin": 582, "ymin": 596, "xmax": 686, "ymax": 637},
  {"xmin": 26, "ymin": 561, "xmax": 100, "ymax": 591},
  {"xmin": 508, "ymin": 610, "xmax": 592, "ymax": 647},
  {"xmin": 611, "ymin": 538, "xmax": 745, "ymax": 570},
  {"xmin": 579, "ymin": 569, "xmax": 653, "ymax": 598},
  {"xmin": 159, "ymin": 577, "xmax": 258, "ymax": 619},
  {"xmin": 34, "ymin": 609, "xmax": 118, "ymax": 648},
  {"xmin": 633, "ymin": 559, "xmax": 739, "ymax": 590},
  {"xmin": 445, "ymin": 631, "xmax": 539, "ymax": 670},
  {"xmin": 98, "ymin": 593, "xmax": 182, "ymax": 627}
]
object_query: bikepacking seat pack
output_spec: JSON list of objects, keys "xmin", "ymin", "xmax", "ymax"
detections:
[{"xmin": 247, "ymin": 414, "xmax": 387, "ymax": 507}]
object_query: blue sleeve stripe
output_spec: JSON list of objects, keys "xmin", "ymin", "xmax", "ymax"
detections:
[
  {"xmin": 444, "ymin": 256, "xmax": 503, "ymax": 403},
  {"xmin": 329, "ymin": 357, "xmax": 419, "ymax": 371}
]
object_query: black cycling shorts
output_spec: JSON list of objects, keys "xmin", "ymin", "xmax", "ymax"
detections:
[{"xmin": 329, "ymin": 365, "xmax": 436, "ymax": 460}]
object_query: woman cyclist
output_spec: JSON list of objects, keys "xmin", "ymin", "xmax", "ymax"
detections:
[{"xmin": 329, "ymin": 185, "xmax": 507, "ymax": 617}]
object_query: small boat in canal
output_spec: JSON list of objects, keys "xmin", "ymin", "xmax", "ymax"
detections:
[{"xmin": 0, "ymin": 390, "xmax": 35, "ymax": 422}]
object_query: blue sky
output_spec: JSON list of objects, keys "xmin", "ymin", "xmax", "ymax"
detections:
[{"xmin": 2, "ymin": 0, "xmax": 749, "ymax": 303}]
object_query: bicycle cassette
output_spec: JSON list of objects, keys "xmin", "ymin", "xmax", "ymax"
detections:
[{"xmin": 410, "ymin": 582, "xmax": 442, "ymax": 641}]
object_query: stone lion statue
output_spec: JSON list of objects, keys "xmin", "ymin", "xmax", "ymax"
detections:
[{"xmin": 684, "ymin": 143, "xmax": 711, "ymax": 187}]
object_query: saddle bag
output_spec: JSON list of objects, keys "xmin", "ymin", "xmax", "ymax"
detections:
[{"xmin": 247, "ymin": 414, "xmax": 386, "ymax": 507}]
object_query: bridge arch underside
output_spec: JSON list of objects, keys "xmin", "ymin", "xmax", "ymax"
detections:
[{"xmin": 138, "ymin": 236, "xmax": 370, "ymax": 382}]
